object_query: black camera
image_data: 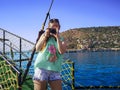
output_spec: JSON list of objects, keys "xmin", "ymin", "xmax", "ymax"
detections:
[{"xmin": 49, "ymin": 28, "xmax": 56, "ymax": 34}]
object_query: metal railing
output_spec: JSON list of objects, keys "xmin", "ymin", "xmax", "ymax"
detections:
[
  {"xmin": 0, "ymin": 28, "xmax": 34, "ymax": 68},
  {"xmin": 0, "ymin": 28, "xmax": 35, "ymax": 90}
]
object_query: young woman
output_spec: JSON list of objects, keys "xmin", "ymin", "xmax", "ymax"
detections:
[{"xmin": 33, "ymin": 19, "xmax": 66, "ymax": 90}]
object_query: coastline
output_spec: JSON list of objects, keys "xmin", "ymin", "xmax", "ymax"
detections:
[{"xmin": 66, "ymin": 48, "xmax": 120, "ymax": 53}]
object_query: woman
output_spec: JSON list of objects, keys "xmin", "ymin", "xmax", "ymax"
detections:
[{"xmin": 33, "ymin": 18, "xmax": 66, "ymax": 90}]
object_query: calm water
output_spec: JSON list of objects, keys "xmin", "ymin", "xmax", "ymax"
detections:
[
  {"xmin": 6, "ymin": 50, "xmax": 120, "ymax": 88},
  {"xmin": 65, "ymin": 51, "xmax": 120, "ymax": 87}
]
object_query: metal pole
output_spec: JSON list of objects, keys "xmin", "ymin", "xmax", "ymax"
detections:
[
  {"xmin": 20, "ymin": 38, "xmax": 22, "ymax": 68},
  {"xmin": 18, "ymin": 72, "xmax": 22, "ymax": 90},
  {"xmin": 18, "ymin": 38, "xmax": 22, "ymax": 90},
  {"xmin": 3, "ymin": 30, "xmax": 5, "ymax": 55},
  {"xmin": 41, "ymin": 0, "xmax": 54, "ymax": 30},
  {"xmin": 72, "ymin": 62, "xmax": 75, "ymax": 90}
]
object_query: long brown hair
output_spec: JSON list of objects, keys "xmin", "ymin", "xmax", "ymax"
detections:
[{"xmin": 48, "ymin": 18, "xmax": 61, "ymax": 29}]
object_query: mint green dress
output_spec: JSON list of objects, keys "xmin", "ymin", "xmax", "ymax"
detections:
[{"xmin": 34, "ymin": 37, "xmax": 64, "ymax": 72}]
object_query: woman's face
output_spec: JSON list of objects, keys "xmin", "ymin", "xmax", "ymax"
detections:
[{"xmin": 49, "ymin": 22, "xmax": 60, "ymax": 30}]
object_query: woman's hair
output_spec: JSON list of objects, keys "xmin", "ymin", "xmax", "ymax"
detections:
[{"xmin": 48, "ymin": 18, "xmax": 61, "ymax": 29}]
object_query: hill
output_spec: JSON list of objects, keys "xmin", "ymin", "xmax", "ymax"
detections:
[{"xmin": 60, "ymin": 26, "xmax": 120, "ymax": 50}]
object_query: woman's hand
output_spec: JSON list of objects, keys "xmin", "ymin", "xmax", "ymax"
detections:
[
  {"xmin": 45, "ymin": 28, "xmax": 50, "ymax": 38},
  {"xmin": 50, "ymin": 28, "xmax": 59, "ymax": 39}
]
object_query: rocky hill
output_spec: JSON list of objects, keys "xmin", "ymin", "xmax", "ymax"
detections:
[{"xmin": 60, "ymin": 26, "xmax": 120, "ymax": 50}]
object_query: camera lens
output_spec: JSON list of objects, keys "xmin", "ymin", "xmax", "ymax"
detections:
[{"xmin": 50, "ymin": 28, "xmax": 56, "ymax": 34}]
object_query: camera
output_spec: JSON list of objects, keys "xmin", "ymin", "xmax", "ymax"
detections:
[{"xmin": 49, "ymin": 28, "xmax": 56, "ymax": 34}]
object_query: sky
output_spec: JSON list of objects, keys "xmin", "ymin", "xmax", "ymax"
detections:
[{"xmin": 0, "ymin": 0, "xmax": 120, "ymax": 42}]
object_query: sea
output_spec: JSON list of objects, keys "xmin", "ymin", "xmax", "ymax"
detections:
[
  {"xmin": 64, "ymin": 50, "xmax": 120, "ymax": 87},
  {"xmin": 6, "ymin": 50, "xmax": 120, "ymax": 89}
]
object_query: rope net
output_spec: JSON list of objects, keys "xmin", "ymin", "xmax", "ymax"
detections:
[
  {"xmin": 0, "ymin": 57, "xmax": 19, "ymax": 90},
  {"xmin": 61, "ymin": 60, "xmax": 74, "ymax": 90}
]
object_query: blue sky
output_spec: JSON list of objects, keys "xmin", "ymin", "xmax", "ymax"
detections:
[{"xmin": 0, "ymin": 0, "xmax": 120, "ymax": 42}]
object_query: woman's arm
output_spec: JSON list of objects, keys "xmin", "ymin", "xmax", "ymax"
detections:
[
  {"xmin": 36, "ymin": 29, "xmax": 50, "ymax": 52},
  {"xmin": 36, "ymin": 34, "xmax": 47, "ymax": 52}
]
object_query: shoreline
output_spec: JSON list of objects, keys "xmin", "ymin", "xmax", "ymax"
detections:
[{"xmin": 66, "ymin": 48, "xmax": 120, "ymax": 53}]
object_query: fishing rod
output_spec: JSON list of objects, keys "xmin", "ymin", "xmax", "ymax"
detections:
[{"xmin": 21, "ymin": 0, "xmax": 54, "ymax": 85}]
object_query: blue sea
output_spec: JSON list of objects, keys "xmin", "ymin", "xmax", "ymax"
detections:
[
  {"xmin": 64, "ymin": 50, "xmax": 120, "ymax": 87},
  {"xmin": 6, "ymin": 50, "xmax": 120, "ymax": 89}
]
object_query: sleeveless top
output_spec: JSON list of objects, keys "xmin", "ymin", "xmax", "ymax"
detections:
[{"xmin": 34, "ymin": 36, "xmax": 64, "ymax": 72}]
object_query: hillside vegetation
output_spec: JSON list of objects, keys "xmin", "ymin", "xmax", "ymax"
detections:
[{"xmin": 60, "ymin": 26, "xmax": 120, "ymax": 50}]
